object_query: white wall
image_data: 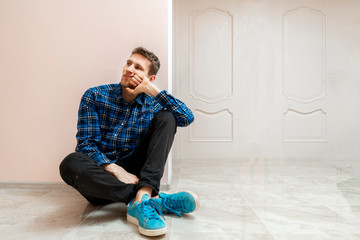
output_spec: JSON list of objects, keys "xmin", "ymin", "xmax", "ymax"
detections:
[{"xmin": 0, "ymin": 0, "xmax": 170, "ymax": 182}]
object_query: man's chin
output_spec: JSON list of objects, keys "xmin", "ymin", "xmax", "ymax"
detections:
[
  {"xmin": 120, "ymin": 83, "xmax": 136, "ymax": 90},
  {"xmin": 120, "ymin": 81, "xmax": 133, "ymax": 89},
  {"xmin": 126, "ymin": 85, "xmax": 136, "ymax": 90}
]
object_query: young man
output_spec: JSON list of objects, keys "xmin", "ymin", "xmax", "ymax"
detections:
[{"xmin": 59, "ymin": 47, "xmax": 199, "ymax": 236}]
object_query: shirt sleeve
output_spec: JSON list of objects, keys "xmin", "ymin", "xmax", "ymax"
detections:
[
  {"xmin": 154, "ymin": 90, "xmax": 195, "ymax": 127},
  {"xmin": 75, "ymin": 89, "xmax": 114, "ymax": 166}
]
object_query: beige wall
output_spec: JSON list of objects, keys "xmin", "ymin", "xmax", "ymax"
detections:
[{"xmin": 0, "ymin": 0, "xmax": 169, "ymax": 182}]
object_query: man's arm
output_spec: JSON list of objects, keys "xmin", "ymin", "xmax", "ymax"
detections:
[
  {"xmin": 76, "ymin": 89, "xmax": 139, "ymax": 184},
  {"xmin": 129, "ymin": 74, "xmax": 194, "ymax": 127},
  {"xmin": 155, "ymin": 90, "xmax": 194, "ymax": 127},
  {"xmin": 76, "ymin": 89, "xmax": 112, "ymax": 165}
]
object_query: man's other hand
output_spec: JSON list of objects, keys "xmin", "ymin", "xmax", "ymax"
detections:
[{"xmin": 102, "ymin": 163, "xmax": 139, "ymax": 184}]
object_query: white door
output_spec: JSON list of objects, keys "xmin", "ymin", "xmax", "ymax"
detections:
[{"xmin": 174, "ymin": 0, "xmax": 360, "ymax": 161}]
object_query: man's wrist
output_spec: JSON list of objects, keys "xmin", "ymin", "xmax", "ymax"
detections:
[
  {"xmin": 144, "ymin": 82, "xmax": 161, "ymax": 98},
  {"xmin": 101, "ymin": 163, "xmax": 115, "ymax": 172}
]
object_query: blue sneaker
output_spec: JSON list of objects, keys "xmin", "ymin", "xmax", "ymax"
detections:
[
  {"xmin": 156, "ymin": 191, "xmax": 200, "ymax": 216},
  {"xmin": 127, "ymin": 194, "xmax": 166, "ymax": 236}
]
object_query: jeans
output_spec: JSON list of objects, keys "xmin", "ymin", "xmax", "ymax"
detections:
[{"xmin": 59, "ymin": 111, "xmax": 177, "ymax": 205}]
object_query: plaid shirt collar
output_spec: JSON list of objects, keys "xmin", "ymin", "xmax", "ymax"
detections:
[{"xmin": 116, "ymin": 84, "xmax": 151, "ymax": 107}]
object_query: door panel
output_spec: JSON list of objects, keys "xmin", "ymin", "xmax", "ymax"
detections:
[{"xmin": 174, "ymin": 0, "xmax": 360, "ymax": 161}]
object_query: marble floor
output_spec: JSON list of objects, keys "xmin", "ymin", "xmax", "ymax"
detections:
[{"xmin": 1, "ymin": 158, "xmax": 360, "ymax": 240}]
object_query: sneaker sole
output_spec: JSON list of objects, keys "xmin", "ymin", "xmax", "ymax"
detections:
[
  {"xmin": 127, "ymin": 214, "xmax": 167, "ymax": 237},
  {"xmin": 184, "ymin": 190, "xmax": 200, "ymax": 213}
]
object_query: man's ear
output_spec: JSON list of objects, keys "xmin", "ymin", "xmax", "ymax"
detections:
[{"xmin": 149, "ymin": 75, "xmax": 156, "ymax": 83}]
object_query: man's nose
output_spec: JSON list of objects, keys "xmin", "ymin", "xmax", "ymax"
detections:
[{"xmin": 126, "ymin": 64, "xmax": 134, "ymax": 73}]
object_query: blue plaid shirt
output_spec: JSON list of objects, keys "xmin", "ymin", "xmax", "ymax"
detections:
[{"xmin": 75, "ymin": 84, "xmax": 194, "ymax": 166}]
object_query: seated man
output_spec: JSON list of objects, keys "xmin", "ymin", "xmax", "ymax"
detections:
[{"xmin": 59, "ymin": 47, "xmax": 199, "ymax": 236}]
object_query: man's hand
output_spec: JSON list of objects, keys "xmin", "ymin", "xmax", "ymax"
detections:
[
  {"xmin": 128, "ymin": 74, "xmax": 161, "ymax": 98},
  {"xmin": 102, "ymin": 163, "xmax": 139, "ymax": 184}
]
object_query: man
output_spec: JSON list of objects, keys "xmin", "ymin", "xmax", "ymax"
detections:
[{"xmin": 59, "ymin": 47, "xmax": 199, "ymax": 237}]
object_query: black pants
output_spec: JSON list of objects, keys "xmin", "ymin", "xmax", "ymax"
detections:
[{"xmin": 59, "ymin": 111, "xmax": 177, "ymax": 205}]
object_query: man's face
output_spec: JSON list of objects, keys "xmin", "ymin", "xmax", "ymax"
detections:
[{"xmin": 121, "ymin": 53, "xmax": 151, "ymax": 89}]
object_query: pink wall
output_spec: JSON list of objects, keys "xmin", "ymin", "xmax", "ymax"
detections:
[{"xmin": 0, "ymin": 0, "xmax": 169, "ymax": 182}]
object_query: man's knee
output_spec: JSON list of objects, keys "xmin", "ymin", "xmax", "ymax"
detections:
[
  {"xmin": 60, "ymin": 152, "xmax": 78, "ymax": 173},
  {"xmin": 59, "ymin": 152, "xmax": 89, "ymax": 184},
  {"xmin": 153, "ymin": 110, "xmax": 177, "ymax": 132}
]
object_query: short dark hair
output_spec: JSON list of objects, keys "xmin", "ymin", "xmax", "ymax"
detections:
[{"xmin": 131, "ymin": 47, "xmax": 160, "ymax": 76}]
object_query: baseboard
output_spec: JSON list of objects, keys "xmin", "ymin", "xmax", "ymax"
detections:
[
  {"xmin": 0, "ymin": 181, "xmax": 171, "ymax": 191},
  {"xmin": 0, "ymin": 181, "xmax": 71, "ymax": 190},
  {"xmin": 160, "ymin": 183, "xmax": 170, "ymax": 191}
]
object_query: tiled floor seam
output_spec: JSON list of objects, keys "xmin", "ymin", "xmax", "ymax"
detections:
[
  {"xmin": 340, "ymin": 182, "xmax": 360, "ymax": 191},
  {"xmin": 61, "ymin": 205, "xmax": 101, "ymax": 240},
  {"xmin": 226, "ymin": 173, "xmax": 277, "ymax": 239},
  {"xmin": 240, "ymin": 197, "xmax": 277, "ymax": 240}
]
